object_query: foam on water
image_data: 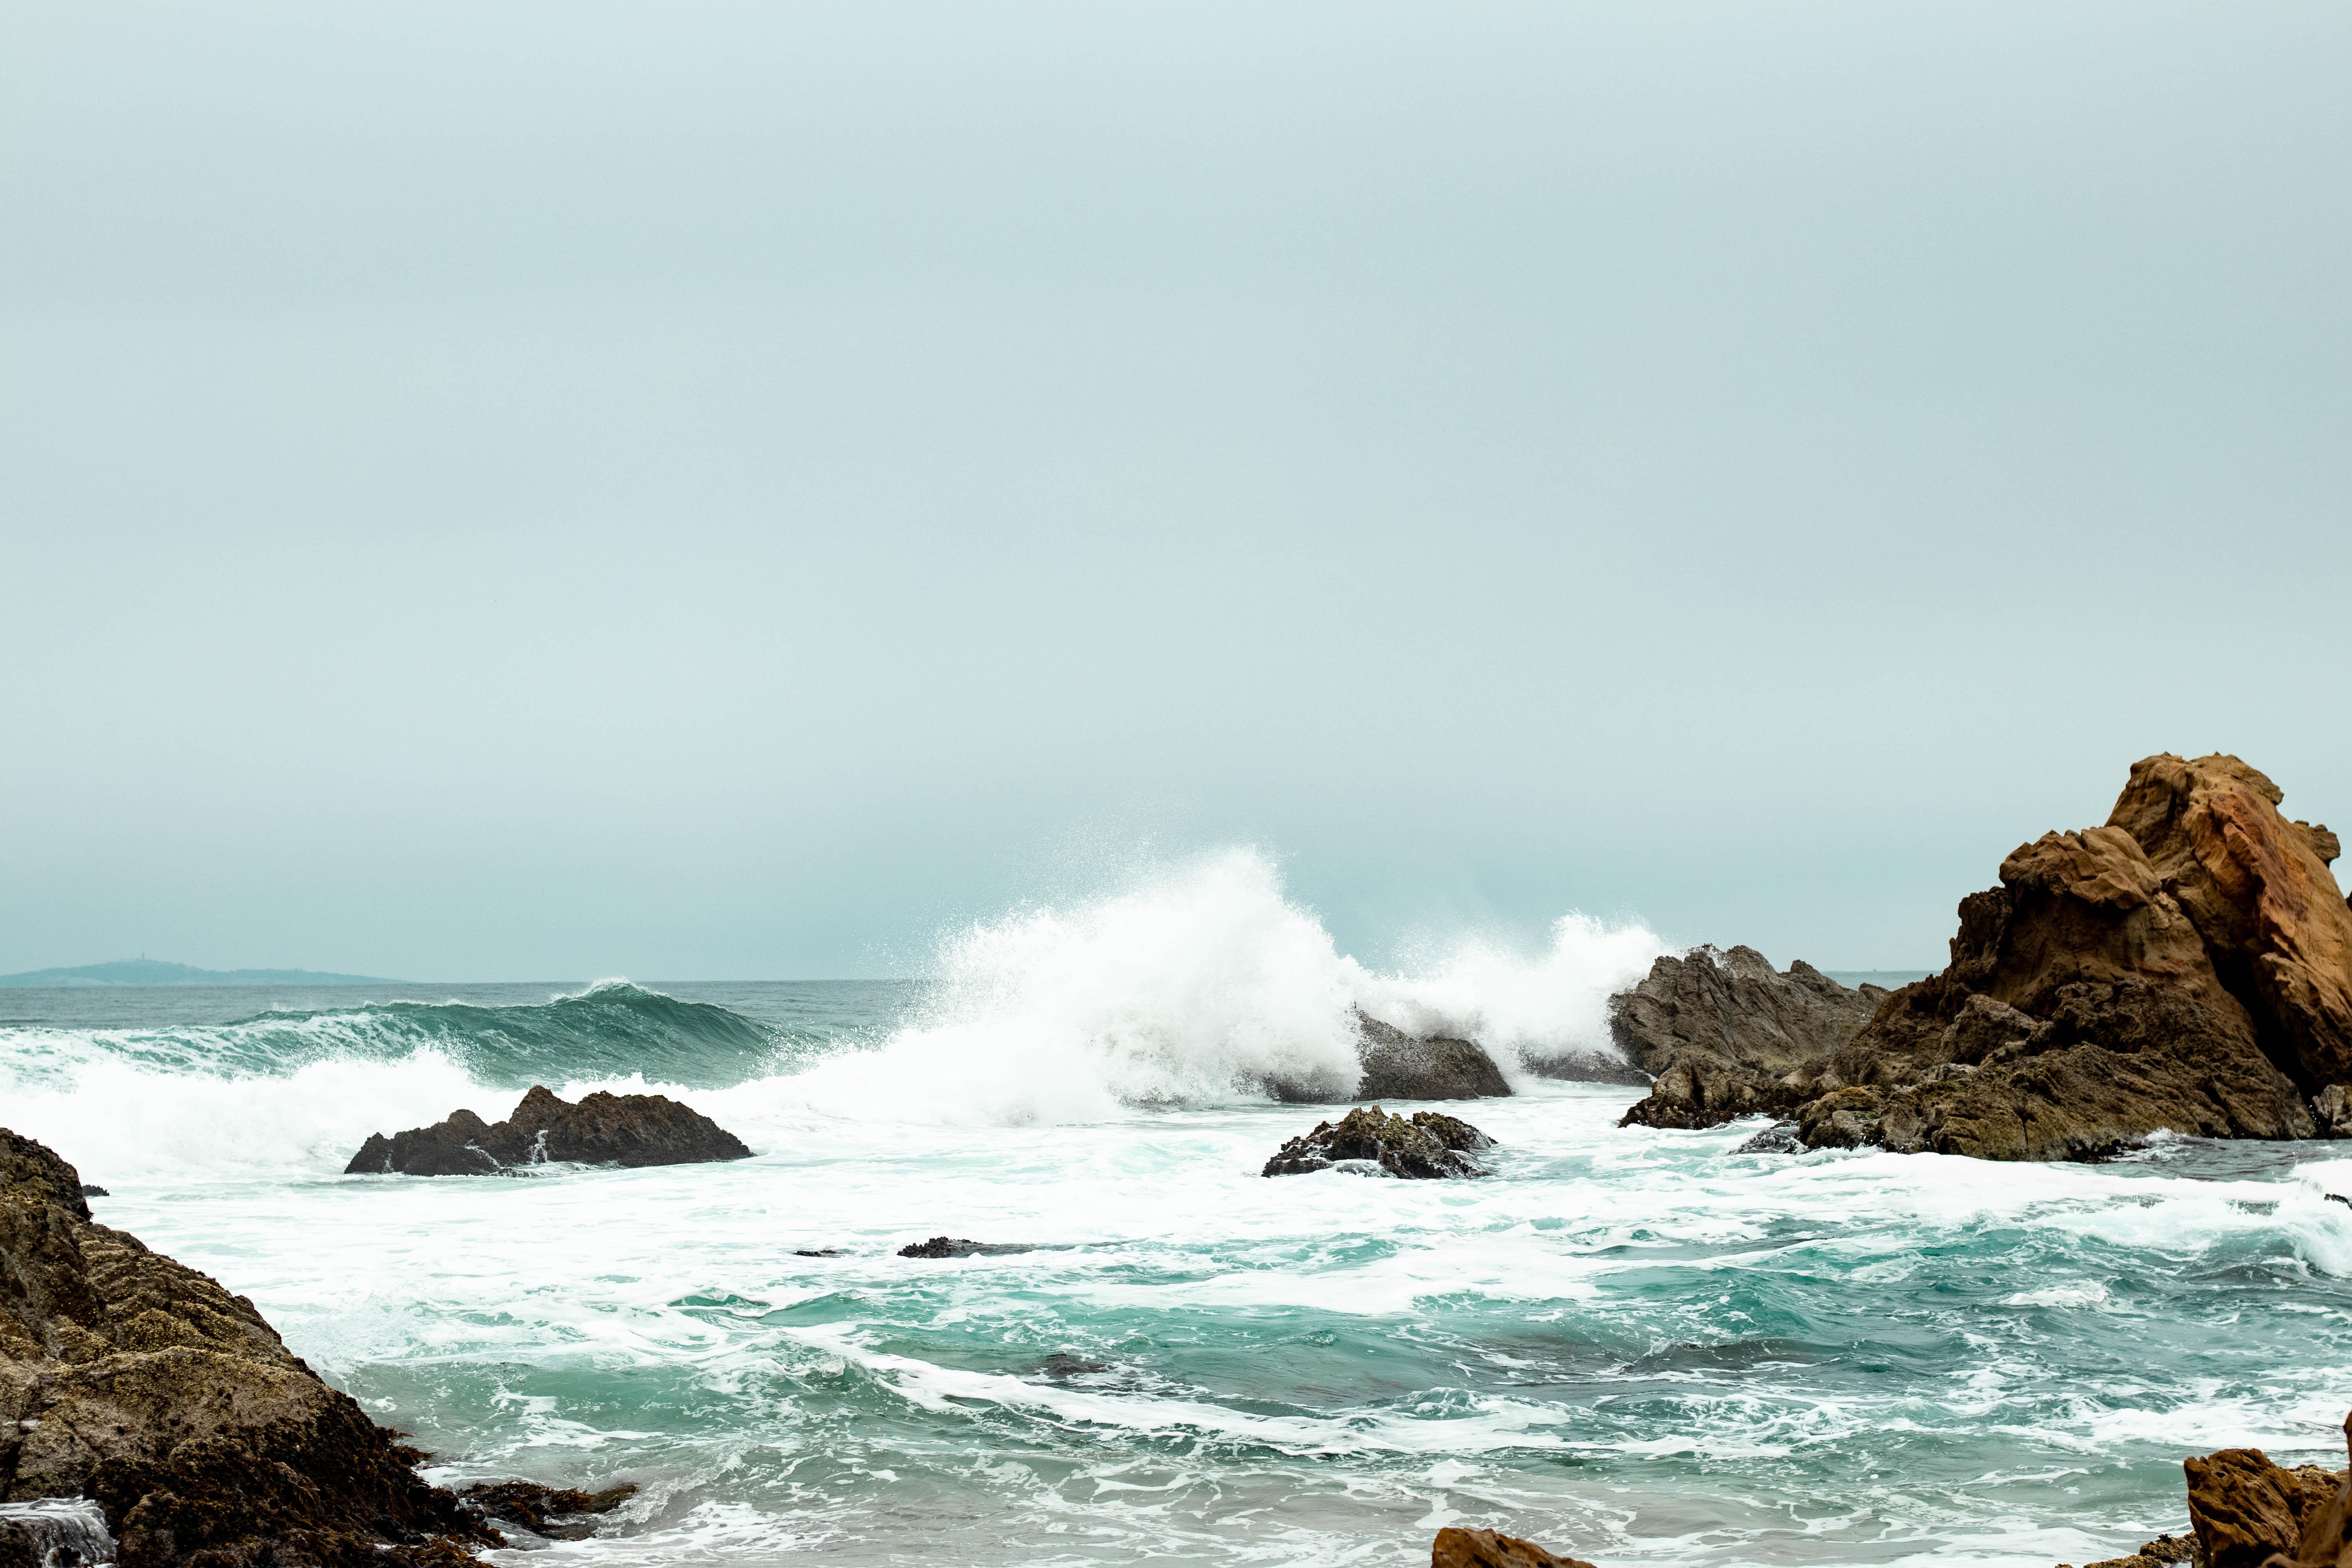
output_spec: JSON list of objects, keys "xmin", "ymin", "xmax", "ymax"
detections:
[{"xmin": 6, "ymin": 856, "xmax": 2352, "ymax": 1565}]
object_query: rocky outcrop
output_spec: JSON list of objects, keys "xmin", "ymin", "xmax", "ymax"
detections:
[
  {"xmin": 455, "ymin": 1479, "xmax": 636, "ymax": 1542},
  {"xmin": 1430, "ymin": 1525, "xmax": 1598, "ymax": 1568},
  {"xmin": 1659, "ymin": 755, "xmax": 2350, "ymax": 1161},
  {"xmin": 2181, "ymin": 1414, "xmax": 2350, "ymax": 1568},
  {"xmin": 1612, "ymin": 947, "xmax": 1886, "ymax": 1130},
  {"xmin": 1356, "ymin": 1013, "xmax": 1512, "ymax": 1100},
  {"xmin": 345, "ymin": 1085, "xmax": 752, "ymax": 1175},
  {"xmin": 1263, "ymin": 1107, "xmax": 1492, "ymax": 1179},
  {"xmin": 1, "ymin": 1126, "xmax": 500, "ymax": 1566},
  {"xmin": 2065, "ymin": 1532, "xmax": 2196, "ymax": 1568},
  {"xmin": 897, "ymin": 1238, "xmax": 1039, "ymax": 1258}
]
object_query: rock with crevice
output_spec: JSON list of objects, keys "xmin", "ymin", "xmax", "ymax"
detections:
[
  {"xmin": 1262, "ymin": 1106, "xmax": 1492, "ymax": 1179},
  {"xmin": 1613, "ymin": 947, "xmax": 1886, "ymax": 1131},
  {"xmin": 2183, "ymin": 1413, "xmax": 2351, "ymax": 1568},
  {"xmin": 345, "ymin": 1085, "xmax": 752, "ymax": 1175}
]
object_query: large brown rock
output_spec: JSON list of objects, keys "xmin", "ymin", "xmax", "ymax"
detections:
[
  {"xmin": 1612, "ymin": 947, "xmax": 1885, "ymax": 1131},
  {"xmin": 2109, "ymin": 753, "xmax": 2352, "ymax": 1097},
  {"xmin": 1, "ymin": 1128, "xmax": 497, "ymax": 1567},
  {"xmin": 1743, "ymin": 754, "xmax": 2341, "ymax": 1160},
  {"xmin": 345, "ymin": 1085, "xmax": 752, "ymax": 1175},
  {"xmin": 2183, "ymin": 1414, "xmax": 2352, "ymax": 1568},
  {"xmin": 1430, "ymin": 1525, "xmax": 1597, "ymax": 1568}
]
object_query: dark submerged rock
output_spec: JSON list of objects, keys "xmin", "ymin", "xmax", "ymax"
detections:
[
  {"xmin": 1613, "ymin": 947, "xmax": 1885, "ymax": 1131},
  {"xmin": 0, "ymin": 1126, "xmax": 501, "ymax": 1566},
  {"xmin": 455, "ymin": 1480, "xmax": 636, "ymax": 1541},
  {"xmin": 75, "ymin": 1185, "xmax": 106, "ymax": 1200},
  {"xmin": 1262, "ymin": 1106, "xmax": 1491, "ymax": 1179},
  {"xmin": 345, "ymin": 1085, "xmax": 752, "ymax": 1175},
  {"xmin": 897, "ymin": 1237, "xmax": 1038, "ymax": 1258}
]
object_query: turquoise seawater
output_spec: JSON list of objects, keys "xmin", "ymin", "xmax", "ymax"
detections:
[{"xmin": 4, "ymin": 969, "xmax": 2350, "ymax": 1568}]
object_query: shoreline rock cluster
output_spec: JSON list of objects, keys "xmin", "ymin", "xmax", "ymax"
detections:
[
  {"xmin": 1263, "ymin": 1106, "xmax": 1494, "ymax": 1178},
  {"xmin": 345, "ymin": 1084, "xmax": 751, "ymax": 1175},
  {"xmin": 1616, "ymin": 753, "xmax": 2352, "ymax": 1160}
]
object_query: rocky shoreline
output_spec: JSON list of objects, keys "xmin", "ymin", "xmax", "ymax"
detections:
[{"xmin": 0, "ymin": 1127, "xmax": 630, "ymax": 1567}]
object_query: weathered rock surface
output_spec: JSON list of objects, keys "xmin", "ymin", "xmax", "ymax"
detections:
[
  {"xmin": 1645, "ymin": 755, "xmax": 2351, "ymax": 1161},
  {"xmin": 2066, "ymin": 1532, "xmax": 2196, "ymax": 1568},
  {"xmin": 1430, "ymin": 1524, "xmax": 1598, "ymax": 1568},
  {"xmin": 1613, "ymin": 947, "xmax": 1886, "ymax": 1130},
  {"xmin": 2, "ymin": 1126, "xmax": 499, "ymax": 1566},
  {"xmin": 1356, "ymin": 1013, "xmax": 1513, "ymax": 1100},
  {"xmin": 897, "ymin": 1238, "xmax": 1040, "ymax": 1258},
  {"xmin": 1263, "ymin": 1106, "xmax": 1492, "ymax": 1179},
  {"xmin": 2182, "ymin": 1413, "xmax": 2351, "ymax": 1568},
  {"xmin": 345, "ymin": 1085, "xmax": 752, "ymax": 1175}
]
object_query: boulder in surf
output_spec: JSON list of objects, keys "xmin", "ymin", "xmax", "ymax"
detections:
[
  {"xmin": 1429, "ymin": 1526, "xmax": 1598, "ymax": 1568},
  {"xmin": 1264, "ymin": 1013, "xmax": 1514, "ymax": 1103},
  {"xmin": 1262, "ymin": 1105, "xmax": 1491, "ymax": 1179},
  {"xmin": 1612, "ymin": 947, "xmax": 1886, "ymax": 1130},
  {"xmin": 344, "ymin": 1085, "xmax": 752, "ymax": 1175}
]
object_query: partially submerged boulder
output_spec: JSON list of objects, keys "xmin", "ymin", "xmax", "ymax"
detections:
[
  {"xmin": 455, "ymin": 1480, "xmax": 636, "ymax": 1542},
  {"xmin": 1430, "ymin": 1525, "xmax": 1598, "ymax": 1568},
  {"xmin": 1613, "ymin": 947, "xmax": 1885, "ymax": 1130},
  {"xmin": 345, "ymin": 1085, "xmax": 752, "ymax": 1175},
  {"xmin": 897, "ymin": 1238, "xmax": 1039, "ymax": 1258},
  {"xmin": 1263, "ymin": 1106, "xmax": 1492, "ymax": 1179},
  {"xmin": 1356, "ymin": 1012, "xmax": 1512, "ymax": 1100}
]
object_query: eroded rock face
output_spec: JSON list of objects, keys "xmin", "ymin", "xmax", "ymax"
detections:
[
  {"xmin": 1262, "ymin": 1107, "xmax": 1491, "ymax": 1179},
  {"xmin": 2183, "ymin": 1415, "xmax": 2351, "ymax": 1568},
  {"xmin": 1429, "ymin": 1525, "xmax": 1598, "ymax": 1568},
  {"xmin": 1682, "ymin": 755, "xmax": 2347, "ymax": 1161},
  {"xmin": 1356, "ymin": 1013, "xmax": 1512, "ymax": 1101},
  {"xmin": 345, "ymin": 1085, "xmax": 752, "ymax": 1175},
  {"xmin": 1613, "ymin": 947, "xmax": 1886, "ymax": 1131},
  {"xmin": 0, "ymin": 1127, "xmax": 497, "ymax": 1567}
]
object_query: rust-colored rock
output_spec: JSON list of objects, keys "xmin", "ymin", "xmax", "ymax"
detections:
[
  {"xmin": 1430, "ymin": 1525, "xmax": 1597, "ymax": 1568},
  {"xmin": 2184, "ymin": 1414, "xmax": 2352, "ymax": 1568},
  {"xmin": 1613, "ymin": 947, "xmax": 1885, "ymax": 1131},
  {"xmin": 2109, "ymin": 753, "xmax": 2352, "ymax": 1096},
  {"xmin": 345, "ymin": 1085, "xmax": 752, "ymax": 1175},
  {"xmin": 1688, "ymin": 754, "xmax": 2347, "ymax": 1161}
]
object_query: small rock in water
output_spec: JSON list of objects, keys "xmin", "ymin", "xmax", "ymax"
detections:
[
  {"xmin": 1430, "ymin": 1524, "xmax": 1598, "ymax": 1568},
  {"xmin": 78, "ymin": 1183, "xmax": 108, "ymax": 1198},
  {"xmin": 898, "ymin": 1236, "xmax": 1038, "ymax": 1258},
  {"xmin": 2326, "ymin": 1193, "xmax": 2352, "ymax": 1210},
  {"xmin": 793, "ymin": 1247, "xmax": 843, "ymax": 1257},
  {"xmin": 1262, "ymin": 1105, "xmax": 1492, "ymax": 1179},
  {"xmin": 1731, "ymin": 1121, "xmax": 1805, "ymax": 1155},
  {"xmin": 1040, "ymin": 1352, "xmax": 1108, "ymax": 1377},
  {"xmin": 456, "ymin": 1479, "xmax": 637, "ymax": 1541}
]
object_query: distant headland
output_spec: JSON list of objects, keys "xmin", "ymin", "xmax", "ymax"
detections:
[{"xmin": 0, "ymin": 957, "xmax": 395, "ymax": 987}]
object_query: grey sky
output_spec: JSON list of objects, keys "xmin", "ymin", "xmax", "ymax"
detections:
[{"xmin": 4, "ymin": 1, "xmax": 2348, "ymax": 981}]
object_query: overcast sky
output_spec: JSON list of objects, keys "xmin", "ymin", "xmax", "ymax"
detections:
[{"xmin": 4, "ymin": 1, "xmax": 2347, "ymax": 980}]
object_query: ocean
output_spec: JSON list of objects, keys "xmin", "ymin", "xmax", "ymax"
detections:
[{"xmin": 4, "ymin": 853, "xmax": 2349, "ymax": 1567}]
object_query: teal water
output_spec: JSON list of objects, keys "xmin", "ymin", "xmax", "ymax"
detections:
[{"xmin": 4, "ymin": 966, "xmax": 2350, "ymax": 1567}]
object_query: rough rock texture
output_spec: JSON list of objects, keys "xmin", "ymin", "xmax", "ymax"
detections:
[
  {"xmin": 2183, "ymin": 1415, "xmax": 2351, "ymax": 1568},
  {"xmin": 2066, "ymin": 1533, "xmax": 2196, "ymax": 1568},
  {"xmin": 897, "ymin": 1238, "xmax": 1039, "ymax": 1258},
  {"xmin": 1613, "ymin": 948, "xmax": 1886, "ymax": 1130},
  {"xmin": 1262, "ymin": 1107, "xmax": 1492, "ymax": 1179},
  {"xmin": 1356, "ymin": 1013, "xmax": 1513, "ymax": 1101},
  {"xmin": 1669, "ymin": 755, "xmax": 2351, "ymax": 1161},
  {"xmin": 1430, "ymin": 1525, "xmax": 1598, "ymax": 1568},
  {"xmin": 345, "ymin": 1085, "xmax": 752, "ymax": 1175},
  {"xmin": 1, "ymin": 1127, "xmax": 499, "ymax": 1567},
  {"xmin": 454, "ymin": 1481, "xmax": 635, "ymax": 1542}
]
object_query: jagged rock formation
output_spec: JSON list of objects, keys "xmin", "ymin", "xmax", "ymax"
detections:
[
  {"xmin": 2181, "ymin": 1414, "xmax": 2350, "ymax": 1568},
  {"xmin": 345, "ymin": 1085, "xmax": 752, "ymax": 1175},
  {"xmin": 1629, "ymin": 755, "xmax": 2352, "ymax": 1161},
  {"xmin": 0, "ymin": 1127, "xmax": 499, "ymax": 1566},
  {"xmin": 1612, "ymin": 947, "xmax": 1886, "ymax": 1130},
  {"xmin": 1262, "ymin": 1106, "xmax": 1492, "ymax": 1179},
  {"xmin": 454, "ymin": 1480, "xmax": 636, "ymax": 1542},
  {"xmin": 1430, "ymin": 1525, "xmax": 1599, "ymax": 1568},
  {"xmin": 2064, "ymin": 1531, "xmax": 2196, "ymax": 1568}
]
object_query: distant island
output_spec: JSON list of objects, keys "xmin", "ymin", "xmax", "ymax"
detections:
[{"xmin": 0, "ymin": 958, "xmax": 395, "ymax": 988}]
